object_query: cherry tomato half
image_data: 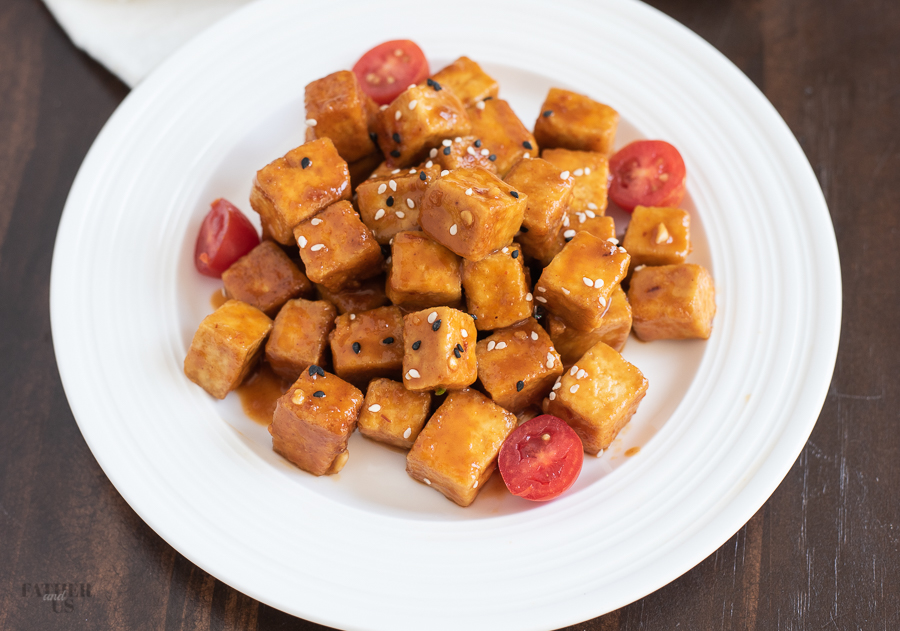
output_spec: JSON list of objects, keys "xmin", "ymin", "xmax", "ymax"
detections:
[
  {"xmin": 498, "ymin": 415, "xmax": 584, "ymax": 501},
  {"xmin": 352, "ymin": 40, "xmax": 430, "ymax": 105},
  {"xmin": 608, "ymin": 140, "xmax": 687, "ymax": 212},
  {"xmin": 194, "ymin": 198, "xmax": 259, "ymax": 278}
]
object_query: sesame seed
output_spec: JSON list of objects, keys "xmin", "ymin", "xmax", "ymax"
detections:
[
  {"xmin": 608, "ymin": 237, "xmax": 619, "ymax": 245},
  {"xmin": 419, "ymin": 171, "xmax": 427, "ymax": 181},
  {"xmin": 537, "ymin": 286, "xmax": 546, "ymax": 292},
  {"xmin": 535, "ymin": 296, "xmax": 547, "ymax": 303},
  {"xmin": 467, "ymin": 146, "xmax": 476, "ymax": 156},
  {"xmin": 412, "ymin": 340, "xmax": 421, "ymax": 350},
  {"xmin": 305, "ymin": 118, "xmax": 317, "ymax": 127},
  {"xmin": 510, "ymin": 191, "xmax": 519, "ymax": 198},
  {"xmin": 573, "ymin": 168, "xmax": 583, "ymax": 176},
  {"xmin": 352, "ymin": 342, "xmax": 361, "ymax": 354},
  {"xmin": 430, "ymin": 148, "xmax": 438, "ymax": 158},
  {"xmin": 489, "ymin": 154, "xmax": 497, "ymax": 161},
  {"xmin": 526, "ymin": 293, "xmax": 533, "ymax": 301},
  {"xmin": 301, "ymin": 157, "xmax": 311, "ymax": 169},
  {"xmin": 311, "ymin": 217, "xmax": 323, "ymax": 226},
  {"xmin": 523, "ymin": 141, "xmax": 533, "ymax": 150},
  {"xmin": 569, "ymin": 384, "xmax": 580, "ymax": 394},
  {"xmin": 502, "ymin": 247, "xmax": 509, "ymax": 253},
  {"xmin": 516, "ymin": 380, "xmax": 525, "ymax": 392},
  {"xmin": 308, "ymin": 365, "xmax": 321, "ymax": 377},
  {"xmin": 487, "ymin": 341, "xmax": 496, "ymax": 351},
  {"xmin": 390, "ymin": 150, "xmax": 401, "ymax": 158},
  {"xmin": 406, "ymin": 198, "xmax": 415, "ymax": 209},
  {"xmin": 461, "ymin": 328, "xmax": 468, "ymax": 338},
  {"xmin": 496, "ymin": 342, "xmax": 507, "ymax": 350},
  {"xmin": 634, "ymin": 264, "xmax": 646, "ymax": 272},
  {"xmin": 441, "ymin": 170, "xmax": 450, "ymax": 177},
  {"xmin": 564, "ymin": 229, "xmax": 576, "ymax": 239},
  {"xmin": 531, "ymin": 331, "xmax": 539, "ymax": 340},
  {"xmin": 389, "ymin": 180, "xmax": 397, "ymax": 191},
  {"xmin": 584, "ymin": 167, "xmax": 592, "ymax": 175},
  {"xmin": 442, "ymin": 139, "xmax": 452, "ymax": 147},
  {"xmin": 456, "ymin": 343, "xmax": 464, "ymax": 353},
  {"xmin": 549, "ymin": 391, "xmax": 556, "ymax": 400},
  {"xmin": 512, "ymin": 250, "xmax": 519, "ymax": 259},
  {"xmin": 599, "ymin": 296, "xmax": 607, "ymax": 307},
  {"xmin": 465, "ymin": 188, "xmax": 473, "ymax": 196},
  {"xmin": 374, "ymin": 209, "xmax": 385, "ymax": 220},
  {"xmin": 349, "ymin": 314, "xmax": 356, "ymax": 321},
  {"xmin": 443, "ymin": 146, "xmax": 451, "ymax": 155},
  {"xmin": 392, "ymin": 132, "xmax": 401, "ymax": 143},
  {"xmin": 386, "ymin": 196, "xmax": 394, "ymax": 207},
  {"xmin": 408, "ymin": 100, "xmax": 417, "ymax": 110},
  {"xmin": 476, "ymin": 101, "xmax": 486, "ymax": 110},
  {"xmin": 562, "ymin": 287, "xmax": 570, "ymax": 295},
  {"xmin": 428, "ymin": 311, "xmax": 438, "ymax": 323},
  {"xmin": 543, "ymin": 110, "xmax": 553, "ymax": 117},
  {"xmin": 577, "ymin": 369, "xmax": 588, "ymax": 379},
  {"xmin": 368, "ymin": 404, "xmax": 382, "ymax": 413},
  {"xmin": 460, "ymin": 210, "xmax": 473, "ymax": 225},
  {"xmin": 552, "ymin": 380, "xmax": 561, "ymax": 390},
  {"xmin": 481, "ymin": 148, "xmax": 490, "ymax": 156},
  {"xmin": 392, "ymin": 168, "xmax": 401, "ymax": 174},
  {"xmin": 455, "ymin": 136, "xmax": 462, "ymax": 142},
  {"xmin": 523, "ymin": 152, "xmax": 531, "ymax": 159},
  {"xmin": 618, "ymin": 246, "xmax": 627, "ymax": 253},
  {"xmin": 298, "ymin": 236, "xmax": 308, "ymax": 248},
  {"xmin": 383, "ymin": 337, "xmax": 394, "ymax": 344},
  {"xmin": 563, "ymin": 215, "xmax": 570, "ymax": 227},
  {"xmin": 473, "ymin": 480, "xmax": 478, "ymax": 488},
  {"xmin": 454, "ymin": 347, "xmax": 461, "ymax": 358},
  {"xmin": 593, "ymin": 278, "xmax": 604, "ymax": 289},
  {"xmin": 377, "ymin": 183, "xmax": 387, "ymax": 194},
  {"xmin": 583, "ymin": 277, "xmax": 593, "ymax": 286},
  {"xmin": 406, "ymin": 369, "xmax": 421, "ymax": 379},
  {"xmin": 395, "ymin": 211, "xmax": 405, "ymax": 218},
  {"xmin": 571, "ymin": 366, "xmax": 579, "ymax": 375},
  {"xmin": 424, "ymin": 477, "xmax": 431, "ymax": 485},
  {"xmin": 587, "ymin": 202, "xmax": 598, "ymax": 210},
  {"xmin": 577, "ymin": 212, "xmax": 586, "ymax": 224},
  {"xmin": 312, "ymin": 390, "xmax": 325, "ymax": 398},
  {"xmin": 380, "ymin": 104, "xmax": 388, "ymax": 110},
  {"xmin": 586, "ymin": 210, "xmax": 596, "ymax": 218},
  {"xmin": 546, "ymin": 352, "xmax": 555, "ymax": 366},
  {"xmin": 407, "ymin": 83, "xmax": 416, "ymax": 89},
  {"xmin": 403, "ymin": 427, "xmax": 412, "ymax": 439},
  {"xmin": 449, "ymin": 223, "xmax": 458, "ymax": 235},
  {"xmin": 432, "ymin": 319, "xmax": 441, "ymax": 331},
  {"xmin": 560, "ymin": 170, "xmax": 570, "ymax": 179},
  {"xmin": 310, "ymin": 244, "xmax": 325, "ymax": 252},
  {"xmin": 425, "ymin": 160, "xmax": 433, "ymax": 168},
  {"xmin": 395, "ymin": 110, "xmax": 402, "ymax": 120}
]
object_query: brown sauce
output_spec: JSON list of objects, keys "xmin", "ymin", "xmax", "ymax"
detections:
[
  {"xmin": 210, "ymin": 287, "xmax": 228, "ymax": 309},
  {"xmin": 237, "ymin": 363, "xmax": 291, "ymax": 425},
  {"xmin": 625, "ymin": 446, "xmax": 641, "ymax": 457}
]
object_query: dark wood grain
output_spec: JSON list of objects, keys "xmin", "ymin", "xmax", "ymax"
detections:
[{"xmin": 1, "ymin": 0, "xmax": 897, "ymax": 629}]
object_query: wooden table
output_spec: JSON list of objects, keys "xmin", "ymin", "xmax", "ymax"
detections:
[{"xmin": 1, "ymin": 0, "xmax": 896, "ymax": 628}]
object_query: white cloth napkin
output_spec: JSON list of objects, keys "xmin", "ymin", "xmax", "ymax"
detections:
[{"xmin": 43, "ymin": 0, "xmax": 254, "ymax": 88}]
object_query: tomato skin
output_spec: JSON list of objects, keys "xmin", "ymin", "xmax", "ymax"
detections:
[
  {"xmin": 194, "ymin": 198, "xmax": 260, "ymax": 278},
  {"xmin": 352, "ymin": 40, "xmax": 430, "ymax": 105},
  {"xmin": 498, "ymin": 415, "xmax": 584, "ymax": 501},
  {"xmin": 608, "ymin": 140, "xmax": 687, "ymax": 212}
]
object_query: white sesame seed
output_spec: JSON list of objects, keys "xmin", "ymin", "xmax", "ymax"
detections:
[
  {"xmin": 562, "ymin": 287, "xmax": 570, "ymax": 295},
  {"xmin": 395, "ymin": 110, "xmax": 402, "ymax": 120},
  {"xmin": 563, "ymin": 215, "xmax": 570, "ymax": 227},
  {"xmin": 311, "ymin": 217, "xmax": 322, "ymax": 226},
  {"xmin": 374, "ymin": 209, "xmax": 385, "ymax": 220},
  {"xmin": 584, "ymin": 167, "xmax": 592, "ymax": 175},
  {"xmin": 350, "ymin": 314, "xmax": 356, "ymax": 320},
  {"xmin": 577, "ymin": 212, "xmax": 586, "ymax": 224},
  {"xmin": 599, "ymin": 296, "xmax": 607, "ymax": 307},
  {"xmin": 380, "ymin": 104, "xmax": 388, "ymax": 111},
  {"xmin": 596, "ymin": 450, "xmax": 604, "ymax": 457},
  {"xmin": 392, "ymin": 168, "xmax": 401, "ymax": 174},
  {"xmin": 523, "ymin": 152, "xmax": 531, "ymax": 159},
  {"xmin": 389, "ymin": 180, "xmax": 397, "ymax": 191},
  {"xmin": 570, "ymin": 366, "xmax": 579, "ymax": 376},
  {"xmin": 461, "ymin": 329, "xmax": 468, "ymax": 338},
  {"xmin": 428, "ymin": 311, "xmax": 438, "ymax": 323},
  {"xmin": 586, "ymin": 210, "xmax": 596, "ymax": 219},
  {"xmin": 495, "ymin": 342, "xmax": 507, "ymax": 350},
  {"xmin": 449, "ymin": 223, "xmax": 458, "ymax": 235},
  {"xmin": 570, "ymin": 384, "xmax": 580, "ymax": 394},
  {"xmin": 476, "ymin": 101, "xmax": 486, "ymax": 110},
  {"xmin": 385, "ymin": 256, "xmax": 391, "ymax": 265},
  {"xmin": 441, "ymin": 170, "xmax": 450, "ymax": 177},
  {"xmin": 465, "ymin": 188, "xmax": 473, "ymax": 196},
  {"xmin": 430, "ymin": 148, "xmax": 438, "ymax": 158},
  {"xmin": 406, "ymin": 198, "xmax": 414, "ymax": 209},
  {"xmin": 408, "ymin": 100, "xmax": 417, "ymax": 110},
  {"xmin": 425, "ymin": 160, "xmax": 433, "ymax": 168},
  {"xmin": 531, "ymin": 332, "xmax": 539, "ymax": 341},
  {"xmin": 306, "ymin": 118, "xmax": 317, "ymax": 127},
  {"xmin": 593, "ymin": 278, "xmax": 604, "ymax": 289},
  {"xmin": 377, "ymin": 183, "xmax": 387, "ymax": 194},
  {"xmin": 406, "ymin": 369, "xmax": 421, "ymax": 379},
  {"xmin": 583, "ymin": 277, "xmax": 593, "ymax": 286},
  {"xmin": 487, "ymin": 341, "xmax": 496, "ymax": 351},
  {"xmin": 546, "ymin": 352, "xmax": 555, "ymax": 366},
  {"xmin": 481, "ymin": 148, "xmax": 490, "ymax": 156},
  {"xmin": 549, "ymin": 391, "xmax": 556, "ymax": 400},
  {"xmin": 467, "ymin": 146, "xmax": 476, "ymax": 156},
  {"xmin": 587, "ymin": 202, "xmax": 598, "ymax": 210},
  {"xmin": 607, "ymin": 237, "xmax": 619, "ymax": 245},
  {"xmin": 536, "ymin": 296, "xmax": 547, "ymax": 303},
  {"xmin": 368, "ymin": 404, "xmax": 382, "ymax": 413},
  {"xmin": 442, "ymin": 139, "xmax": 452, "ymax": 147},
  {"xmin": 525, "ymin": 293, "xmax": 533, "ymax": 301},
  {"xmin": 395, "ymin": 211, "xmax": 405, "ymax": 218},
  {"xmin": 403, "ymin": 427, "xmax": 411, "ymax": 439},
  {"xmin": 560, "ymin": 170, "xmax": 570, "ymax": 180},
  {"xmin": 310, "ymin": 244, "xmax": 325, "ymax": 252},
  {"xmin": 502, "ymin": 247, "xmax": 509, "ymax": 253},
  {"xmin": 564, "ymin": 229, "xmax": 576, "ymax": 239},
  {"xmin": 424, "ymin": 478, "xmax": 431, "ymax": 485},
  {"xmin": 634, "ymin": 264, "xmax": 646, "ymax": 271},
  {"xmin": 618, "ymin": 246, "xmax": 627, "ymax": 253},
  {"xmin": 298, "ymin": 236, "xmax": 308, "ymax": 248},
  {"xmin": 577, "ymin": 369, "xmax": 588, "ymax": 379},
  {"xmin": 408, "ymin": 83, "xmax": 416, "ymax": 89},
  {"xmin": 552, "ymin": 381, "xmax": 561, "ymax": 390},
  {"xmin": 573, "ymin": 168, "xmax": 583, "ymax": 176},
  {"xmin": 473, "ymin": 480, "xmax": 478, "ymax": 488}
]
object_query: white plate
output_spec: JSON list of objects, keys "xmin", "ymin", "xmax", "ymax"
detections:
[{"xmin": 50, "ymin": 0, "xmax": 841, "ymax": 629}]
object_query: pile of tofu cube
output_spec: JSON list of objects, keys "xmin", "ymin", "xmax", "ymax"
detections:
[{"xmin": 183, "ymin": 57, "xmax": 716, "ymax": 507}]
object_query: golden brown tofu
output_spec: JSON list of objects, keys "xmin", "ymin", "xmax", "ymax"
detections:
[
  {"xmin": 533, "ymin": 88, "xmax": 619, "ymax": 156},
  {"xmin": 535, "ymin": 232, "xmax": 630, "ymax": 331},
  {"xmin": 402, "ymin": 307, "xmax": 477, "ymax": 392},
  {"xmin": 406, "ymin": 388, "xmax": 516, "ymax": 506},
  {"xmin": 503, "ymin": 158, "xmax": 573, "ymax": 245},
  {"xmin": 265, "ymin": 298, "xmax": 337, "ymax": 381},
  {"xmin": 628, "ymin": 264, "xmax": 716, "ymax": 341},
  {"xmin": 461, "ymin": 243, "xmax": 532, "ymax": 331},
  {"xmin": 315, "ymin": 274, "xmax": 389, "ymax": 314},
  {"xmin": 541, "ymin": 148, "xmax": 610, "ymax": 214},
  {"xmin": 304, "ymin": 70, "xmax": 378, "ymax": 163},
  {"xmin": 250, "ymin": 138, "xmax": 351, "ymax": 244},
  {"xmin": 476, "ymin": 320, "xmax": 563, "ymax": 414},
  {"xmin": 516, "ymin": 224, "xmax": 566, "ymax": 267},
  {"xmin": 357, "ymin": 378, "xmax": 432, "ymax": 449},
  {"xmin": 386, "ymin": 231, "xmax": 462, "ymax": 310},
  {"xmin": 467, "ymin": 98, "xmax": 538, "ymax": 177},
  {"xmin": 222, "ymin": 241, "xmax": 312, "ymax": 316},
  {"xmin": 184, "ymin": 300, "xmax": 273, "ymax": 399},
  {"xmin": 329, "ymin": 306, "xmax": 405, "ymax": 388},
  {"xmin": 375, "ymin": 84, "xmax": 470, "ymax": 167},
  {"xmin": 622, "ymin": 206, "xmax": 691, "ymax": 268},
  {"xmin": 546, "ymin": 285, "xmax": 632, "ymax": 365},
  {"xmin": 367, "ymin": 160, "xmax": 402, "ymax": 180},
  {"xmin": 419, "ymin": 167, "xmax": 526, "ymax": 261},
  {"xmin": 294, "ymin": 200, "xmax": 383, "ymax": 291},
  {"xmin": 566, "ymin": 212, "xmax": 616, "ymax": 243},
  {"xmin": 545, "ymin": 342, "xmax": 647, "ymax": 454},
  {"xmin": 269, "ymin": 369, "xmax": 363, "ymax": 475},
  {"xmin": 432, "ymin": 135, "xmax": 497, "ymax": 173},
  {"xmin": 356, "ymin": 164, "xmax": 441, "ymax": 244},
  {"xmin": 348, "ymin": 152, "xmax": 384, "ymax": 191},
  {"xmin": 429, "ymin": 57, "xmax": 499, "ymax": 107}
]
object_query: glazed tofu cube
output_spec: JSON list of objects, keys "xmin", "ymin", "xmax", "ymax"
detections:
[
  {"xmin": 406, "ymin": 388, "xmax": 516, "ymax": 506},
  {"xmin": 467, "ymin": 99, "xmax": 538, "ymax": 177},
  {"xmin": 628, "ymin": 264, "xmax": 716, "ymax": 341},
  {"xmin": 250, "ymin": 138, "xmax": 351, "ymax": 244},
  {"xmin": 358, "ymin": 378, "xmax": 432, "ymax": 449},
  {"xmin": 402, "ymin": 307, "xmax": 477, "ymax": 392},
  {"xmin": 386, "ymin": 231, "xmax": 462, "ymax": 310},
  {"xmin": 329, "ymin": 306, "xmax": 405, "ymax": 388},
  {"xmin": 622, "ymin": 206, "xmax": 692, "ymax": 267},
  {"xmin": 430, "ymin": 56, "xmax": 499, "ymax": 107},
  {"xmin": 269, "ymin": 369, "xmax": 363, "ymax": 475},
  {"xmin": 476, "ymin": 320, "xmax": 563, "ymax": 414},
  {"xmin": 375, "ymin": 84, "xmax": 470, "ymax": 167},
  {"xmin": 566, "ymin": 212, "xmax": 616, "ymax": 243},
  {"xmin": 503, "ymin": 158, "xmax": 573, "ymax": 242},
  {"xmin": 534, "ymin": 232, "xmax": 630, "ymax": 331},
  {"xmin": 541, "ymin": 148, "xmax": 610, "ymax": 214},
  {"xmin": 304, "ymin": 70, "xmax": 378, "ymax": 163},
  {"xmin": 545, "ymin": 342, "xmax": 647, "ymax": 454},
  {"xmin": 432, "ymin": 136, "xmax": 497, "ymax": 173},
  {"xmin": 265, "ymin": 298, "xmax": 337, "ymax": 381},
  {"xmin": 516, "ymin": 224, "xmax": 566, "ymax": 267},
  {"xmin": 420, "ymin": 167, "xmax": 526, "ymax": 261},
  {"xmin": 348, "ymin": 152, "xmax": 384, "ymax": 191},
  {"xmin": 356, "ymin": 163, "xmax": 441, "ymax": 244},
  {"xmin": 315, "ymin": 274, "xmax": 389, "ymax": 314},
  {"xmin": 546, "ymin": 285, "xmax": 632, "ymax": 365},
  {"xmin": 533, "ymin": 88, "xmax": 619, "ymax": 156},
  {"xmin": 184, "ymin": 300, "xmax": 273, "ymax": 399},
  {"xmin": 294, "ymin": 200, "xmax": 383, "ymax": 291},
  {"xmin": 461, "ymin": 243, "xmax": 532, "ymax": 330},
  {"xmin": 222, "ymin": 241, "xmax": 313, "ymax": 316}
]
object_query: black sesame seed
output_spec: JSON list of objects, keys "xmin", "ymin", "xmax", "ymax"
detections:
[
  {"xmin": 432, "ymin": 319, "xmax": 442, "ymax": 331},
  {"xmin": 519, "ymin": 225, "xmax": 529, "ymax": 233},
  {"xmin": 390, "ymin": 149, "xmax": 401, "ymax": 158},
  {"xmin": 427, "ymin": 78, "xmax": 434, "ymax": 86},
  {"xmin": 412, "ymin": 340, "xmax": 421, "ymax": 350},
  {"xmin": 484, "ymin": 96, "xmax": 493, "ymax": 101},
  {"xmin": 470, "ymin": 313, "xmax": 478, "ymax": 320},
  {"xmin": 308, "ymin": 365, "xmax": 320, "ymax": 377},
  {"xmin": 543, "ymin": 110, "xmax": 553, "ymax": 117},
  {"xmin": 419, "ymin": 171, "xmax": 427, "ymax": 181},
  {"xmin": 352, "ymin": 342, "xmax": 361, "ymax": 354},
  {"xmin": 443, "ymin": 146, "xmax": 451, "ymax": 155},
  {"xmin": 488, "ymin": 154, "xmax": 497, "ymax": 161},
  {"xmin": 316, "ymin": 365, "xmax": 325, "ymax": 377},
  {"xmin": 382, "ymin": 337, "xmax": 394, "ymax": 345},
  {"xmin": 522, "ymin": 141, "xmax": 533, "ymax": 150},
  {"xmin": 386, "ymin": 196, "xmax": 394, "ymax": 207},
  {"xmin": 565, "ymin": 235, "xmax": 574, "ymax": 242},
  {"xmin": 369, "ymin": 132, "xmax": 378, "ymax": 144},
  {"xmin": 454, "ymin": 347, "xmax": 461, "ymax": 358},
  {"xmin": 434, "ymin": 81, "xmax": 442, "ymax": 91},
  {"xmin": 456, "ymin": 343, "xmax": 464, "ymax": 354},
  {"xmin": 392, "ymin": 132, "xmax": 401, "ymax": 143},
  {"xmin": 510, "ymin": 191, "xmax": 519, "ymax": 199},
  {"xmin": 512, "ymin": 250, "xmax": 519, "ymax": 259},
  {"xmin": 301, "ymin": 157, "xmax": 312, "ymax": 169},
  {"xmin": 474, "ymin": 139, "xmax": 482, "ymax": 148},
  {"xmin": 313, "ymin": 390, "xmax": 325, "ymax": 398},
  {"xmin": 516, "ymin": 380, "xmax": 525, "ymax": 392},
  {"xmin": 533, "ymin": 305, "xmax": 545, "ymax": 320}
]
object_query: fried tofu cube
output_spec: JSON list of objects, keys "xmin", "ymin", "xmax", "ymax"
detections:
[
  {"xmin": 546, "ymin": 285, "xmax": 632, "ymax": 365},
  {"xmin": 504, "ymin": 157, "xmax": 573, "ymax": 242},
  {"xmin": 406, "ymin": 388, "xmax": 516, "ymax": 506},
  {"xmin": 269, "ymin": 369, "xmax": 363, "ymax": 475},
  {"xmin": 432, "ymin": 136, "xmax": 497, "ymax": 173},
  {"xmin": 250, "ymin": 138, "xmax": 351, "ymax": 244},
  {"xmin": 293, "ymin": 200, "xmax": 383, "ymax": 291},
  {"xmin": 535, "ymin": 232, "xmax": 630, "ymax": 331},
  {"xmin": 461, "ymin": 243, "xmax": 532, "ymax": 330},
  {"xmin": 348, "ymin": 152, "xmax": 384, "ymax": 191},
  {"xmin": 222, "ymin": 241, "xmax": 312, "ymax": 316},
  {"xmin": 545, "ymin": 342, "xmax": 647, "ymax": 454},
  {"xmin": 467, "ymin": 98, "xmax": 538, "ymax": 177},
  {"xmin": 430, "ymin": 56, "xmax": 499, "ymax": 107},
  {"xmin": 329, "ymin": 306, "xmax": 405, "ymax": 388},
  {"xmin": 622, "ymin": 206, "xmax": 691, "ymax": 267},
  {"xmin": 542, "ymin": 148, "xmax": 610, "ymax": 214},
  {"xmin": 402, "ymin": 307, "xmax": 477, "ymax": 392},
  {"xmin": 517, "ymin": 224, "xmax": 566, "ymax": 267},
  {"xmin": 628, "ymin": 264, "xmax": 716, "ymax": 341},
  {"xmin": 386, "ymin": 231, "xmax": 462, "ymax": 310},
  {"xmin": 184, "ymin": 300, "xmax": 273, "ymax": 399},
  {"xmin": 356, "ymin": 163, "xmax": 441, "ymax": 244},
  {"xmin": 566, "ymin": 212, "xmax": 616, "ymax": 242},
  {"xmin": 375, "ymin": 85, "xmax": 470, "ymax": 167},
  {"xmin": 533, "ymin": 88, "xmax": 619, "ymax": 156},
  {"xmin": 420, "ymin": 167, "xmax": 526, "ymax": 261},
  {"xmin": 304, "ymin": 70, "xmax": 378, "ymax": 163},
  {"xmin": 315, "ymin": 274, "xmax": 389, "ymax": 314},
  {"xmin": 265, "ymin": 298, "xmax": 337, "ymax": 381},
  {"xmin": 358, "ymin": 378, "xmax": 432, "ymax": 449},
  {"xmin": 476, "ymin": 320, "xmax": 563, "ymax": 414}
]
